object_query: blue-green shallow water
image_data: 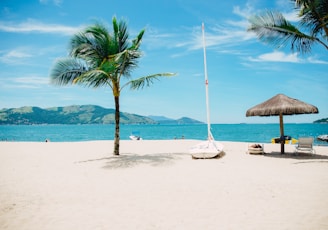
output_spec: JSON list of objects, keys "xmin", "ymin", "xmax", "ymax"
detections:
[{"xmin": 0, "ymin": 123, "xmax": 327, "ymax": 146}]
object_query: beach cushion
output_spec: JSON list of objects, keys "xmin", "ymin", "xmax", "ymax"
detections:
[{"xmin": 248, "ymin": 144, "xmax": 264, "ymax": 154}]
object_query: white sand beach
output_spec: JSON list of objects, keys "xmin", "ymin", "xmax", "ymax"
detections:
[{"xmin": 1, "ymin": 140, "xmax": 328, "ymax": 230}]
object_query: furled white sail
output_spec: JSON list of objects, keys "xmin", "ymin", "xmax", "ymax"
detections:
[{"xmin": 190, "ymin": 23, "xmax": 224, "ymax": 159}]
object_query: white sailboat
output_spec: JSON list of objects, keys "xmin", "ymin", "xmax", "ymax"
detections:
[{"xmin": 190, "ymin": 23, "xmax": 224, "ymax": 159}]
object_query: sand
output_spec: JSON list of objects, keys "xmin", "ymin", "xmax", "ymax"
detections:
[{"xmin": 1, "ymin": 140, "xmax": 328, "ymax": 230}]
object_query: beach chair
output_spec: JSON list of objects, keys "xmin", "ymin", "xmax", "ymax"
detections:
[{"xmin": 294, "ymin": 137, "xmax": 315, "ymax": 155}]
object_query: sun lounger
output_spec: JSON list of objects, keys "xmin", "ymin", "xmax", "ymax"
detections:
[{"xmin": 294, "ymin": 137, "xmax": 315, "ymax": 155}]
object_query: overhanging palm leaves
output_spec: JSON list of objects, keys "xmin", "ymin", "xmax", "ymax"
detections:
[
  {"xmin": 50, "ymin": 17, "xmax": 175, "ymax": 155},
  {"xmin": 296, "ymin": 0, "xmax": 328, "ymax": 35},
  {"xmin": 248, "ymin": 0, "xmax": 328, "ymax": 54}
]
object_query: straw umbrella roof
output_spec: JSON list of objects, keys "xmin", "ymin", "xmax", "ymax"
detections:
[{"xmin": 246, "ymin": 94, "xmax": 318, "ymax": 117}]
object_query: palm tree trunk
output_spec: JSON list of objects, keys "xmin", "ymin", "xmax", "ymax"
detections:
[{"xmin": 114, "ymin": 95, "xmax": 120, "ymax": 155}]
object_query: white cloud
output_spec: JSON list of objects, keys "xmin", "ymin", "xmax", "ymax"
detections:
[
  {"xmin": 0, "ymin": 47, "xmax": 33, "ymax": 64},
  {"xmin": 142, "ymin": 2, "xmax": 257, "ymax": 58},
  {"xmin": 143, "ymin": 2, "xmax": 257, "ymax": 54},
  {"xmin": 232, "ymin": 4, "xmax": 254, "ymax": 18},
  {"xmin": 307, "ymin": 57, "xmax": 328, "ymax": 64},
  {"xmin": 283, "ymin": 10, "xmax": 299, "ymax": 22},
  {"xmin": 249, "ymin": 51, "xmax": 300, "ymax": 63},
  {"xmin": 275, "ymin": 0, "xmax": 299, "ymax": 21},
  {"xmin": 180, "ymin": 21, "xmax": 253, "ymax": 52},
  {"xmin": 17, "ymin": 76, "xmax": 45, "ymax": 84},
  {"xmin": 4, "ymin": 50, "xmax": 31, "ymax": 59},
  {"xmin": 0, "ymin": 76, "xmax": 49, "ymax": 89},
  {"xmin": 142, "ymin": 27, "xmax": 176, "ymax": 50},
  {"xmin": 15, "ymin": 76, "xmax": 49, "ymax": 86},
  {"xmin": 39, "ymin": 0, "xmax": 63, "ymax": 6},
  {"xmin": 248, "ymin": 51, "xmax": 328, "ymax": 64},
  {"xmin": 0, "ymin": 19, "xmax": 78, "ymax": 35},
  {"xmin": 54, "ymin": 0, "xmax": 63, "ymax": 6},
  {"xmin": 0, "ymin": 45, "xmax": 67, "ymax": 65},
  {"xmin": 188, "ymin": 3, "xmax": 255, "ymax": 51}
]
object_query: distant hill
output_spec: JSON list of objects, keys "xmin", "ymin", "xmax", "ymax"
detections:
[
  {"xmin": 148, "ymin": 115, "xmax": 174, "ymax": 122},
  {"xmin": 147, "ymin": 115, "xmax": 203, "ymax": 124},
  {"xmin": 0, "ymin": 105, "xmax": 155, "ymax": 125},
  {"xmin": 313, "ymin": 118, "xmax": 328, "ymax": 124},
  {"xmin": 0, "ymin": 105, "xmax": 203, "ymax": 125},
  {"xmin": 172, "ymin": 117, "xmax": 204, "ymax": 124}
]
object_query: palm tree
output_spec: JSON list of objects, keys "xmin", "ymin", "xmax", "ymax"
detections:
[
  {"xmin": 50, "ymin": 17, "xmax": 175, "ymax": 155},
  {"xmin": 248, "ymin": 0, "xmax": 328, "ymax": 54}
]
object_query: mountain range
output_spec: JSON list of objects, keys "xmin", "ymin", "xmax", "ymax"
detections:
[
  {"xmin": 313, "ymin": 118, "xmax": 328, "ymax": 124},
  {"xmin": 0, "ymin": 105, "xmax": 203, "ymax": 125}
]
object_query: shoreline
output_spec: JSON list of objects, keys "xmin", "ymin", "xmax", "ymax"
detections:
[
  {"xmin": 1, "ymin": 140, "xmax": 328, "ymax": 229},
  {"xmin": 1, "ymin": 138, "xmax": 328, "ymax": 148},
  {"xmin": 1, "ymin": 123, "xmax": 327, "ymax": 146}
]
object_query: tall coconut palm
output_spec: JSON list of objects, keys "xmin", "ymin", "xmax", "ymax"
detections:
[
  {"xmin": 248, "ymin": 0, "xmax": 328, "ymax": 54},
  {"xmin": 50, "ymin": 17, "xmax": 174, "ymax": 155}
]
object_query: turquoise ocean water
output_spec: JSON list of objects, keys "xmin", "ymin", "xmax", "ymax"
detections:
[{"xmin": 0, "ymin": 123, "xmax": 327, "ymax": 146}]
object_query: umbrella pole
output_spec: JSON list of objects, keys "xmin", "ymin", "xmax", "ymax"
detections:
[{"xmin": 279, "ymin": 113, "xmax": 285, "ymax": 154}]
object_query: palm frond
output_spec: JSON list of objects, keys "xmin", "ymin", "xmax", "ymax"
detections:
[
  {"xmin": 248, "ymin": 11, "xmax": 316, "ymax": 53},
  {"xmin": 117, "ymin": 20, "xmax": 129, "ymax": 52},
  {"xmin": 50, "ymin": 58, "xmax": 88, "ymax": 85},
  {"xmin": 131, "ymin": 29, "xmax": 145, "ymax": 50},
  {"xmin": 297, "ymin": 0, "xmax": 328, "ymax": 38},
  {"xmin": 99, "ymin": 58, "xmax": 118, "ymax": 75},
  {"xmin": 127, "ymin": 73, "xmax": 176, "ymax": 90},
  {"xmin": 111, "ymin": 17, "xmax": 130, "ymax": 53},
  {"xmin": 50, "ymin": 57, "xmax": 112, "ymax": 88},
  {"xmin": 112, "ymin": 17, "xmax": 119, "ymax": 38},
  {"xmin": 69, "ymin": 23, "xmax": 111, "ymax": 65},
  {"xmin": 115, "ymin": 49, "xmax": 142, "ymax": 74},
  {"xmin": 110, "ymin": 17, "xmax": 143, "ymax": 75},
  {"xmin": 73, "ymin": 69, "xmax": 112, "ymax": 88}
]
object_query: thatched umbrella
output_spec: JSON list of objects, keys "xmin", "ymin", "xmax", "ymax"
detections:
[{"xmin": 246, "ymin": 94, "xmax": 318, "ymax": 153}]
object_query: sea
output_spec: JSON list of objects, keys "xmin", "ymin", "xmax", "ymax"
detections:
[{"xmin": 0, "ymin": 123, "xmax": 327, "ymax": 146}]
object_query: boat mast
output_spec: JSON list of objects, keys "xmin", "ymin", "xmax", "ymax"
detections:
[{"xmin": 202, "ymin": 23, "xmax": 213, "ymax": 140}]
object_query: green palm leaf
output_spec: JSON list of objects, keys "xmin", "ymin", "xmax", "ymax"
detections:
[
  {"xmin": 248, "ymin": 11, "xmax": 316, "ymax": 53},
  {"xmin": 248, "ymin": 1, "xmax": 328, "ymax": 54},
  {"xmin": 70, "ymin": 24, "xmax": 111, "ymax": 67},
  {"xmin": 296, "ymin": 0, "xmax": 328, "ymax": 37},
  {"xmin": 73, "ymin": 70, "xmax": 112, "ymax": 88},
  {"xmin": 128, "ymin": 73, "xmax": 175, "ymax": 90},
  {"xmin": 50, "ymin": 58, "xmax": 88, "ymax": 85}
]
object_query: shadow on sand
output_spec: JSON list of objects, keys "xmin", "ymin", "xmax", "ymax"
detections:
[
  {"xmin": 263, "ymin": 151, "xmax": 328, "ymax": 163},
  {"xmin": 77, "ymin": 153, "xmax": 188, "ymax": 169}
]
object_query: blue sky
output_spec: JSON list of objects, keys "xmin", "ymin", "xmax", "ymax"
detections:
[{"xmin": 0, "ymin": 0, "xmax": 327, "ymax": 124}]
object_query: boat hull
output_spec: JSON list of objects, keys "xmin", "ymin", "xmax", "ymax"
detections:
[
  {"xmin": 129, "ymin": 135, "xmax": 142, "ymax": 140},
  {"xmin": 190, "ymin": 140, "xmax": 224, "ymax": 159},
  {"xmin": 317, "ymin": 135, "xmax": 328, "ymax": 142}
]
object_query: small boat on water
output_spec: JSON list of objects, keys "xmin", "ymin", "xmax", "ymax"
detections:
[
  {"xmin": 317, "ymin": 135, "xmax": 328, "ymax": 142},
  {"xmin": 271, "ymin": 136, "xmax": 298, "ymax": 144},
  {"xmin": 129, "ymin": 131, "xmax": 142, "ymax": 140}
]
